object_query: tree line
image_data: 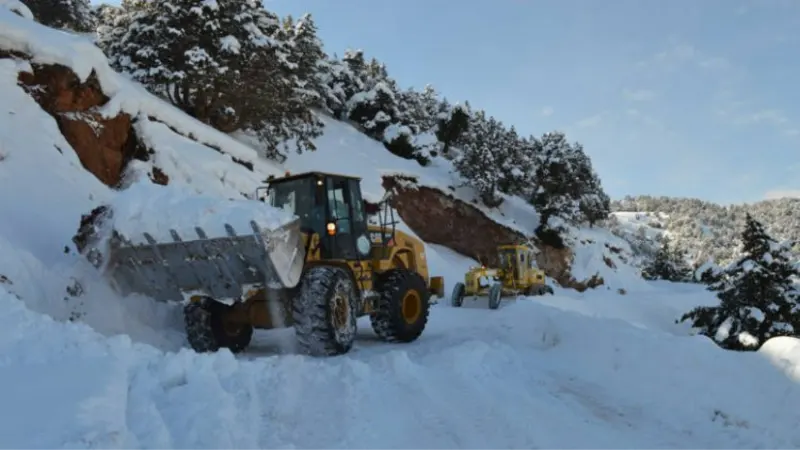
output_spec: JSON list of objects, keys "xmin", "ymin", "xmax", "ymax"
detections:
[{"xmin": 21, "ymin": 0, "xmax": 611, "ymax": 230}]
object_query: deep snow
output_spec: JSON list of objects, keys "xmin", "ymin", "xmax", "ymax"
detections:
[{"xmin": 2, "ymin": 4, "xmax": 800, "ymax": 449}]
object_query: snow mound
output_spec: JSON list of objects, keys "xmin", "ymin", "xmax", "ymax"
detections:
[
  {"xmin": 759, "ymin": 336, "xmax": 800, "ymax": 382},
  {"xmin": 107, "ymin": 180, "xmax": 296, "ymax": 244},
  {"xmin": 2, "ymin": 275, "xmax": 800, "ymax": 447}
]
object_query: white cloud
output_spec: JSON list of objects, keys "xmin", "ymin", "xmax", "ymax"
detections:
[
  {"xmin": 638, "ymin": 40, "xmax": 733, "ymax": 74},
  {"xmin": 540, "ymin": 106, "xmax": 554, "ymax": 117},
  {"xmin": 623, "ymin": 88, "xmax": 657, "ymax": 102},
  {"xmin": 738, "ymin": 109, "xmax": 790, "ymax": 125},
  {"xmin": 764, "ymin": 189, "xmax": 800, "ymax": 199},
  {"xmin": 698, "ymin": 57, "xmax": 731, "ymax": 70},
  {"xmin": 576, "ymin": 113, "xmax": 605, "ymax": 128}
]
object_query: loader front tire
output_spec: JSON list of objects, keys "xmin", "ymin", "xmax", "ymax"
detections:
[
  {"xmin": 293, "ymin": 266, "xmax": 358, "ymax": 357},
  {"xmin": 371, "ymin": 269, "xmax": 431, "ymax": 343},
  {"xmin": 184, "ymin": 298, "xmax": 253, "ymax": 354}
]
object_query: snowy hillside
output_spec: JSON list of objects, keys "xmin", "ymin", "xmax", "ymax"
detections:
[
  {"xmin": 276, "ymin": 113, "xmax": 647, "ymax": 292},
  {"xmin": 4, "ymin": 4, "xmax": 800, "ymax": 448},
  {"xmin": 612, "ymin": 195, "xmax": 800, "ymax": 267}
]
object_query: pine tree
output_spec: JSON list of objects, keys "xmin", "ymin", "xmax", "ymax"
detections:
[
  {"xmin": 679, "ymin": 214, "xmax": 800, "ymax": 350},
  {"xmin": 435, "ymin": 103, "xmax": 469, "ymax": 155},
  {"xmin": 529, "ymin": 131, "xmax": 581, "ymax": 225},
  {"xmin": 453, "ymin": 110, "xmax": 504, "ymax": 207},
  {"xmin": 320, "ymin": 54, "xmax": 359, "ymax": 117},
  {"xmin": 98, "ymin": 0, "xmax": 322, "ymax": 161},
  {"xmin": 23, "ymin": 0, "xmax": 94, "ymax": 31},
  {"xmin": 642, "ymin": 236, "xmax": 690, "ymax": 281},
  {"xmin": 493, "ymin": 126, "xmax": 533, "ymax": 197},
  {"xmin": 286, "ymin": 13, "xmax": 327, "ymax": 109},
  {"xmin": 346, "ymin": 57, "xmax": 402, "ymax": 140},
  {"xmin": 571, "ymin": 143, "xmax": 610, "ymax": 226}
]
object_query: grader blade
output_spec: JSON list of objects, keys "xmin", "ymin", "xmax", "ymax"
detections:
[{"xmin": 104, "ymin": 218, "xmax": 305, "ymax": 304}]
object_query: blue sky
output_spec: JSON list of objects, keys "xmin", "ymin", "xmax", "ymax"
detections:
[{"xmin": 262, "ymin": 0, "xmax": 800, "ymax": 204}]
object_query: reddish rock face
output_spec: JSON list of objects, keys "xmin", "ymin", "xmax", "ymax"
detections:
[
  {"xmin": 382, "ymin": 174, "xmax": 604, "ymax": 291},
  {"xmin": 15, "ymin": 62, "xmax": 145, "ymax": 187}
]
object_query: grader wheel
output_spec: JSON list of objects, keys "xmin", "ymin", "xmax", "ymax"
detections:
[
  {"xmin": 487, "ymin": 283, "xmax": 502, "ymax": 310},
  {"xmin": 371, "ymin": 269, "xmax": 431, "ymax": 343},
  {"xmin": 184, "ymin": 297, "xmax": 254, "ymax": 353},
  {"xmin": 451, "ymin": 282, "xmax": 465, "ymax": 307}
]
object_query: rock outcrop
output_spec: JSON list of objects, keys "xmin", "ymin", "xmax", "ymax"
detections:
[
  {"xmin": 382, "ymin": 174, "xmax": 605, "ymax": 291},
  {"xmin": 14, "ymin": 61, "xmax": 146, "ymax": 187},
  {"xmin": 0, "ymin": 51, "xmax": 174, "ymax": 189}
]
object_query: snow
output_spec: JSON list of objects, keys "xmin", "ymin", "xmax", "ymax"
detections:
[
  {"xmin": 610, "ymin": 211, "xmax": 670, "ymax": 242},
  {"xmin": 282, "ymin": 114, "xmax": 640, "ymax": 289},
  {"xmin": 0, "ymin": 6, "xmax": 283, "ymax": 189},
  {"xmin": 107, "ymin": 180, "xmax": 297, "ymax": 244},
  {"xmin": 760, "ymin": 336, "xmax": 800, "ymax": 382},
  {"xmin": 3, "ymin": 5, "xmax": 800, "ymax": 448},
  {"xmin": 4, "ymin": 258, "xmax": 800, "ymax": 447}
]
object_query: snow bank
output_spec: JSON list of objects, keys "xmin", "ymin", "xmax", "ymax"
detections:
[
  {"xmin": 2, "ymin": 276, "xmax": 800, "ymax": 448},
  {"xmin": 567, "ymin": 225, "xmax": 651, "ymax": 292},
  {"xmin": 126, "ymin": 117, "xmax": 276, "ymax": 200},
  {"xmin": 0, "ymin": 7, "xmax": 283, "ymax": 197},
  {"xmin": 107, "ymin": 180, "xmax": 297, "ymax": 244},
  {"xmin": 759, "ymin": 336, "xmax": 800, "ymax": 382},
  {"xmin": 0, "ymin": 57, "xmax": 111, "ymax": 268}
]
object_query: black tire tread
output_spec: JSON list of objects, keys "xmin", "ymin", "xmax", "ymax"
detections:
[
  {"xmin": 292, "ymin": 265, "xmax": 357, "ymax": 357},
  {"xmin": 184, "ymin": 299, "xmax": 253, "ymax": 354},
  {"xmin": 371, "ymin": 269, "xmax": 431, "ymax": 343}
]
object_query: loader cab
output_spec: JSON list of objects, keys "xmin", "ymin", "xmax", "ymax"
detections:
[{"xmin": 265, "ymin": 171, "xmax": 371, "ymax": 261}]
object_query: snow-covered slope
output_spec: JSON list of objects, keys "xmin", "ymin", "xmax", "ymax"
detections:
[
  {"xmin": 3, "ymin": 5, "xmax": 800, "ymax": 448},
  {"xmin": 280, "ymin": 113, "xmax": 648, "ymax": 292}
]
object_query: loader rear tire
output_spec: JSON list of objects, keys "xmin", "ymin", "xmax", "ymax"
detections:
[
  {"xmin": 371, "ymin": 269, "xmax": 430, "ymax": 343},
  {"xmin": 293, "ymin": 266, "xmax": 358, "ymax": 357},
  {"xmin": 184, "ymin": 298, "xmax": 253, "ymax": 354}
]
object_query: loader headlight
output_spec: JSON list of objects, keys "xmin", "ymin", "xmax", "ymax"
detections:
[{"xmin": 357, "ymin": 234, "xmax": 371, "ymax": 256}]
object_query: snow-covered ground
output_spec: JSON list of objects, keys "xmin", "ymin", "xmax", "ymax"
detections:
[
  {"xmin": 3, "ymin": 4, "xmax": 800, "ymax": 449},
  {"xmin": 610, "ymin": 211, "xmax": 671, "ymax": 242}
]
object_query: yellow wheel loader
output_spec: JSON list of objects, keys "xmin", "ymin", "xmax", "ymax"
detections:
[
  {"xmin": 450, "ymin": 244, "xmax": 553, "ymax": 310},
  {"xmin": 83, "ymin": 171, "xmax": 445, "ymax": 356}
]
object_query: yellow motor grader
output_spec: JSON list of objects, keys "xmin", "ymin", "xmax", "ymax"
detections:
[
  {"xmin": 451, "ymin": 244, "xmax": 553, "ymax": 310},
  {"xmin": 81, "ymin": 171, "xmax": 445, "ymax": 357}
]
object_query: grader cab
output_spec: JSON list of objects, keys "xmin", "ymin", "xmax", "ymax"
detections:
[
  {"xmin": 450, "ymin": 243, "xmax": 553, "ymax": 310},
  {"xmin": 98, "ymin": 170, "xmax": 445, "ymax": 357}
]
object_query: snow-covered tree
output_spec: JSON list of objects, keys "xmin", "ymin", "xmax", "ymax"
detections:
[
  {"xmin": 679, "ymin": 214, "xmax": 800, "ymax": 351},
  {"xmin": 435, "ymin": 103, "xmax": 469, "ymax": 155},
  {"xmin": 641, "ymin": 236, "xmax": 691, "ymax": 281},
  {"xmin": 453, "ymin": 111, "xmax": 506, "ymax": 207},
  {"xmin": 610, "ymin": 196, "xmax": 800, "ymax": 269},
  {"xmin": 98, "ymin": 0, "xmax": 321, "ymax": 160},
  {"xmin": 571, "ymin": 143, "xmax": 610, "ymax": 226},
  {"xmin": 23, "ymin": 0, "xmax": 94, "ymax": 31},
  {"xmin": 529, "ymin": 131, "xmax": 582, "ymax": 225},
  {"xmin": 284, "ymin": 13, "xmax": 327, "ymax": 109}
]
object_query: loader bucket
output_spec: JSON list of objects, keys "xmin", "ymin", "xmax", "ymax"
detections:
[{"xmin": 103, "ymin": 218, "xmax": 306, "ymax": 304}]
